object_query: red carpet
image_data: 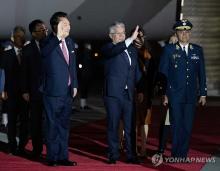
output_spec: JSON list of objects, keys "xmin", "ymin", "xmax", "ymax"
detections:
[{"xmin": 0, "ymin": 106, "xmax": 219, "ymax": 171}]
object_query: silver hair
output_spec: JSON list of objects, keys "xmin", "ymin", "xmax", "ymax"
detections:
[
  {"xmin": 12, "ymin": 26, "xmax": 26, "ymax": 35},
  {"xmin": 109, "ymin": 22, "xmax": 125, "ymax": 34},
  {"xmin": 11, "ymin": 26, "xmax": 25, "ymax": 39}
]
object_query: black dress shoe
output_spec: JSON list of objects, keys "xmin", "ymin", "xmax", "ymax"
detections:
[
  {"xmin": 9, "ymin": 150, "xmax": 18, "ymax": 156},
  {"xmin": 80, "ymin": 106, "xmax": 91, "ymax": 110},
  {"xmin": 57, "ymin": 160, "xmax": 77, "ymax": 166},
  {"xmin": 31, "ymin": 153, "xmax": 43, "ymax": 161},
  {"xmin": 47, "ymin": 160, "xmax": 57, "ymax": 166},
  {"xmin": 126, "ymin": 158, "xmax": 141, "ymax": 164},
  {"xmin": 107, "ymin": 158, "xmax": 116, "ymax": 164},
  {"xmin": 17, "ymin": 149, "xmax": 29, "ymax": 157},
  {"xmin": 8, "ymin": 147, "xmax": 18, "ymax": 156}
]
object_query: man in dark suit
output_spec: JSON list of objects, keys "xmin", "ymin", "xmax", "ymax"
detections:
[
  {"xmin": 40, "ymin": 12, "xmax": 78, "ymax": 166},
  {"xmin": 159, "ymin": 19, "xmax": 207, "ymax": 158},
  {"xmin": 102, "ymin": 22, "xmax": 141, "ymax": 164},
  {"xmin": 21, "ymin": 19, "xmax": 48, "ymax": 159},
  {"xmin": 1, "ymin": 26, "xmax": 29, "ymax": 155}
]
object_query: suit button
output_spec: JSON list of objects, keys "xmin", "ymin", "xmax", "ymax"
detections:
[
  {"xmin": 187, "ymin": 82, "xmax": 189, "ymax": 85},
  {"xmin": 187, "ymin": 75, "xmax": 189, "ymax": 78},
  {"xmin": 187, "ymin": 68, "xmax": 189, "ymax": 71}
]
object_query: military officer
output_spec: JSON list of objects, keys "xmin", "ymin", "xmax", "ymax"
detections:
[{"xmin": 159, "ymin": 19, "xmax": 207, "ymax": 158}]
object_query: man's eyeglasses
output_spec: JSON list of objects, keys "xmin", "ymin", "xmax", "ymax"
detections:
[
  {"xmin": 112, "ymin": 32, "xmax": 126, "ymax": 35},
  {"xmin": 34, "ymin": 28, "xmax": 48, "ymax": 33}
]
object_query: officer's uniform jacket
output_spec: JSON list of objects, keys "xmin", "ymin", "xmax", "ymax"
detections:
[{"xmin": 159, "ymin": 42, "xmax": 207, "ymax": 103}]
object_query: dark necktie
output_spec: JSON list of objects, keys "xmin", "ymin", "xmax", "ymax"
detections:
[
  {"xmin": 61, "ymin": 41, "xmax": 71, "ymax": 85},
  {"xmin": 183, "ymin": 46, "xmax": 187, "ymax": 56},
  {"xmin": 17, "ymin": 49, "xmax": 21, "ymax": 64}
]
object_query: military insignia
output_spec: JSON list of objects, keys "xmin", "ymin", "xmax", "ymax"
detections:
[
  {"xmin": 173, "ymin": 54, "xmax": 177, "ymax": 60},
  {"xmin": 172, "ymin": 54, "xmax": 181, "ymax": 60},
  {"xmin": 191, "ymin": 54, "xmax": 199, "ymax": 60},
  {"xmin": 189, "ymin": 44, "xmax": 194, "ymax": 50}
]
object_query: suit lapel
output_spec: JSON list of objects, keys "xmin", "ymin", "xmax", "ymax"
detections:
[
  {"xmin": 188, "ymin": 43, "xmax": 193, "ymax": 58},
  {"xmin": 127, "ymin": 49, "xmax": 133, "ymax": 66},
  {"xmin": 123, "ymin": 50, "xmax": 130, "ymax": 66},
  {"xmin": 66, "ymin": 38, "xmax": 72, "ymax": 63},
  {"xmin": 11, "ymin": 48, "xmax": 19, "ymax": 65},
  {"xmin": 32, "ymin": 40, "xmax": 41, "ymax": 55}
]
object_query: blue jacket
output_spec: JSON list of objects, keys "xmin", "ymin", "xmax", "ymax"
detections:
[
  {"xmin": 40, "ymin": 34, "xmax": 78, "ymax": 96},
  {"xmin": 0, "ymin": 69, "xmax": 5, "ymax": 92},
  {"xmin": 102, "ymin": 41, "xmax": 141, "ymax": 100},
  {"xmin": 159, "ymin": 42, "xmax": 207, "ymax": 103}
]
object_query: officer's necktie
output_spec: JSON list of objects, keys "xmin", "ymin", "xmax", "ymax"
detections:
[
  {"xmin": 17, "ymin": 49, "xmax": 21, "ymax": 64},
  {"xmin": 183, "ymin": 46, "xmax": 187, "ymax": 56},
  {"xmin": 61, "ymin": 40, "xmax": 71, "ymax": 85}
]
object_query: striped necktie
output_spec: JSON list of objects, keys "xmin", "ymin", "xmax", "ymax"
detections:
[
  {"xmin": 61, "ymin": 41, "xmax": 69, "ymax": 64},
  {"xmin": 61, "ymin": 41, "xmax": 71, "ymax": 85}
]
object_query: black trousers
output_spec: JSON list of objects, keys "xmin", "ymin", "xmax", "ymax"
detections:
[
  {"xmin": 158, "ymin": 106, "xmax": 170, "ymax": 153},
  {"xmin": 104, "ymin": 90, "xmax": 136, "ymax": 160},
  {"xmin": 6, "ymin": 94, "xmax": 29, "ymax": 153},
  {"xmin": 30, "ymin": 99, "xmax": 44, "ymax": 155}
]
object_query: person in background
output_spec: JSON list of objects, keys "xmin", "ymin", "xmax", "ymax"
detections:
[
  {"xmin": 102, "ymin": 22, "xmax": 141, "ymax": 164},
  {"xmin": 1, "ymin": 26, "xmax": 29, "ymax": 156},
  {"xmin": 157, "ymin": 33, "xmax": 177, "ymax": 155},
  {"xmin": 0, "ymin": 45, "xmax": 5, "ymax": 93},
  {"xmin": 40, "ymin": 12, "xmax": 78, "ymax": 166},
  {"xmin": 134, "ymin": 27, "xmax": 154, "ymax": 157},
  {"xmin": 0, "ymin": 44, "xmax": 6, "ymax": 128},
  {"xmin": 159, "ymin": 19, "xmax": 207, "ymax": 158},
  {"xmin": 21, "ymin": 19, "xmax": 48, "ymax": 159}
]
